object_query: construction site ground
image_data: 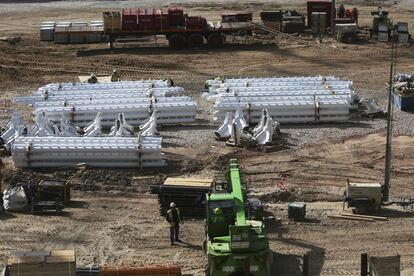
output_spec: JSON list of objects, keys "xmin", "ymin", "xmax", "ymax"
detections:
[{"xmin": 1, "ymin": 1, "xmax": 414, "ymax": 275}]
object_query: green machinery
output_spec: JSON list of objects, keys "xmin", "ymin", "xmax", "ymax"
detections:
[
  {"xmin": 204, "ymin": 159, "xmax": 272, "ymax": 276},
  {"xmin": 370, "ymin": 7, "xmax": 391, "ymax": 36}
]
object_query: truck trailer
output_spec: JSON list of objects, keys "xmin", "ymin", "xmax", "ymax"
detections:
[{"xmin": 102, "ymin": 8, "xmax": 253, "ymax": 49}]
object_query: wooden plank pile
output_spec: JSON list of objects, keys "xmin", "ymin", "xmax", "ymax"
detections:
[
  {"xmin": 328, "ymin": 212, "xmax": 388, "ymax": 222},
  {"xmin": 151, "ymin": 178, "xmax": 213, "ymax": 218},
  {"xmin": 8, "ymin": 250, "xmax": 76, "ymax": 276}
]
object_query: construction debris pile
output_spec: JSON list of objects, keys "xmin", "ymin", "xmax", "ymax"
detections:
[
  {"xmin": 393, "ymin": 73, "xmax": 414, "ymax": 95},
  {"xmin": 0, "ymin": 79, "xmax": 196, "ymax": 168},
  {"xmin": 204, "ymin": 76, "xmax": 358, "ymax": 124},
  {"xmin": 215, "ymin": 108, "xmax": 280, "ymax": 146}
]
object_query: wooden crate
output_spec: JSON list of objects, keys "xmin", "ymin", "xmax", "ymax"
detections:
[{"xmin": 8, "ymin": 250, "xmax": 76, "ymax": 276}]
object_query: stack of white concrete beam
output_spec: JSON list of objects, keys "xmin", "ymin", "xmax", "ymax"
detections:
[
  {"xmin": 205, "ymin": 76, "xmax": 356, "ymax": 124},
  {"xmin": 13, "ymin": 81, "xmax": 196, "ymax": 126},
  {"xmin": 12, "ymin": 136, "xmax": 165, "ymax": 168}
]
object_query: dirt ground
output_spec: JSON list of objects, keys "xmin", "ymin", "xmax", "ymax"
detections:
[{"xmin": 1, "ymin": 0, "xmax": 414, "ymax": 275}]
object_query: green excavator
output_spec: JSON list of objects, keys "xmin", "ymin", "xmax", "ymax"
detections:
[{"xmin": 204, "ymin": 159, "xmax": 272, "ymax": 276}]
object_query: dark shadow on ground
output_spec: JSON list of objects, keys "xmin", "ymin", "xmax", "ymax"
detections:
[
  {"xmin": 65, "ymin": 200, "xmax": 90, "ymax": 209},
  {"xmin": 76, "ymin": 43, "xmax": 282, "ymax": 57},
  {"xmin": 0, "ymin": 212, "xmax": 16, "ymax": 221},
  {"xmin": 372, "ymin": 207, "xmax": 414, "ymax": 218},
  {"xmin": 176, "ymin": 240, "xmax": 203, "ymax": 251},
  {"xmin": 273, "ymin": 252, "xmax": 303, "ymax": 276}
]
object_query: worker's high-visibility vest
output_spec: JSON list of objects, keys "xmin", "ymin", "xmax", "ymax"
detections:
[{"xmin": 167, "ymin": 208, "xmax": 181, "ymax": 227}]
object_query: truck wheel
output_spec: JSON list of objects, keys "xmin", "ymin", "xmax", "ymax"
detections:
[
  {"xmin": 207, "ymin": 33, "xmax": 223, "ymax": 48},
  {"xmin": 187, "ymin": 33, "xmax": 204, "ymax": 48},
  {"xmin": 168, "ymin": 34, "xmax": 186, "ymax": 49}
]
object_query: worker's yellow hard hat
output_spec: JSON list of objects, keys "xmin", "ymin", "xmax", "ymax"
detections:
[{"xmin": 214, "ymin": 207, "xmax": 222, "ymax": 215}]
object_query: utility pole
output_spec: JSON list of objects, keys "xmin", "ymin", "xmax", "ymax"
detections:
[
  {"xmin": 331, "ymin": 0, "xmax": 336, "ymax": 36},
  {"xmin": 383, "ymin": 26, "xmax": 397, "ymax": 202}
]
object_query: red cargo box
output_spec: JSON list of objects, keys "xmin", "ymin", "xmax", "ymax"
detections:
[
  {"xmin": 137, "ymin": 9, "xmax": 170, "ymax": 31},
  {"xmin": 138, "ymin": 9, "xmax": 154, "ymax": 30},
  {"xmin": 307, "ymin": 0, "xmax": 332, "ymax": 28},
  {"xmin": 122, "ymin": 9, "xmax": 138, "ymax": 31},
  {"xmin": 186, "ymin": 16, "xmax": 206, "ymax": 29}
]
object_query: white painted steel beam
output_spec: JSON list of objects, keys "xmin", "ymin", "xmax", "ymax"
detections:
[{"xmin": 12, "ymin": 136, "xmax": 165, "ymax": 168}]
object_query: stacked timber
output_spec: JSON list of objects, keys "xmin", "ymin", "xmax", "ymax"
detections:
[
  {"xmin": 151, "ymin": 178, "xmax": 213, "ymax": 218},
  {"xmin": 8, "ymin": 250, "xmax": 75, "ymax": 276}
]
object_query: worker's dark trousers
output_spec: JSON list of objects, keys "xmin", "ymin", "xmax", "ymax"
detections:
[{"xmin": 170, "ymin": 225, "xmax": 179, "ymax": 242}]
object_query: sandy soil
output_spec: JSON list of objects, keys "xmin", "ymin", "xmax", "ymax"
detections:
[{"xmin": 1, "ymin": 0, "xmax": 414, "ymax": 275}]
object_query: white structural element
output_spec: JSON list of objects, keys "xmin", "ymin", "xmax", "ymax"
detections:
[
  {"xmin": 30, "ymin": 112, "xmax": 55, "ymax": 136},
  {"xmin": 215, "ymin": 112, "xmax": 233, "ymax": 139},
  {"xmin": 36, "ymin": 80, "xmax": 173, "ymax": 93},
  {"xmin": 230, "ymin": 105, "xmax": 252, "ymax": 143},
  {"xmin": 0, "ymin": 112, "xmax": 26, "ymax": 151},
  {"xmin": 83, "ymin": 113, "xmax": 102, "ymax": 137},
  {"xmin": 359, "ymin": 97, "xmax": 384, "ymax": 116},
  {"xmin": 206, "ymin": 76, "xmax": 355, "ymax": 124},
  {"xmin": 109, "ymin": 114, "xmax": 135, "ymax": 137},
  {"xmin": 12, "ymin": 136, "xmax": 165, "ymax": 168},
  {"xmin": 57, "ymin": 116, "xmax": 80, "ymax": 137},
  {"xmin": 34, "ymin": 102, "xmax": 150, "ymax": 127},
  {"xmin": 253, "ymin": 109, "xmax": 280, "ymax": 145},
  {"xmin": 215, "ymin": 108, "xmax": 280, "ymax": 146},
  {"xmin": 13, "ymin": 81, "xmax": 196, "ymax": 127},
  {"xmin": 233, "ymin": 105, "xmax": 248, "ymax": 130},
  {"xmin": 14, "ymin": 87, "xmax": 185, "ymax": 105},
  {"xmin": 139, "ymin": 111, "xmax": 158, "ymax": 136}
]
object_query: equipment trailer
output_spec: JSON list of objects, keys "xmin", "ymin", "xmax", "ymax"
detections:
[
  {"xmin": 103, "ymin": 9, "xmax": 252, "ymax": 49},
  {"xmin": 204, "ymin": 159, "xmax": 272, "ymax": 276}
]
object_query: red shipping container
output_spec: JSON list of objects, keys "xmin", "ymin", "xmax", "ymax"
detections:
[
  {"xmin": 122, "ymin": 9, "xmax": 139, "ymax": 31},
  {"xmin": 307, "ymin": 0, "xmax": 332, "ymax": 28}
]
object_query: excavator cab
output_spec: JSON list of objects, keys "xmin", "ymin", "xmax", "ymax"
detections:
[{"xmin": 206, "ymin": 193, "xmax": 235, "ymax": 238}]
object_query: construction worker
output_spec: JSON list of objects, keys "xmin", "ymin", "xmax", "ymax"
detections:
[
  {"xmin": 166, "ymin": 202, "xmax": 183, "ymax": 245},
  {"xmin": 111, "ymin": 69, "xmax": 120, "ymax": 82},
  {"xmin": 211, "ymin": 207, "xmax": 224, "ymax": 224},
  {"xmin": 338, "ymin": 4, "xmax": 345, "ymax": 18},
  {"xmin": 87, "ymin": 73, "xmax": 97, "ymax": 84}
]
